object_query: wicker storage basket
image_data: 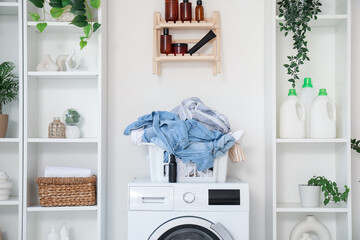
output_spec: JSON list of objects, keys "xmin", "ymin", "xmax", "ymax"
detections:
[{"xmin": 36, "ymin": 176, "xmax": 96, "ymax": 207}]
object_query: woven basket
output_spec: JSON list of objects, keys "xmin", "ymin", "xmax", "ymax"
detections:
[{"xmin": 36, "ymin": 176, "xmax": 96, "ymax": 207}]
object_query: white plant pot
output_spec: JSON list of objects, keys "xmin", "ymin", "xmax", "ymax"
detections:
[
  {"xmin": 66, "ymin": 126, "xmax": 80, "ymax": 138},
  {"xmin": 299, "ymin": 185, "xmax": 321, "ymax": 207},
  {"xmin": 0, "ymin": 171, "xmax": 12, "ymax": 201}
]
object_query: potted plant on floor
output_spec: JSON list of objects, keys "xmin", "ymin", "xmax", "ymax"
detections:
[
  {"xmin": 0, "ymin": 62, "xmax": 19, "ymax": 138},
  {"xmin": 299, "ymin": 176, "xmax": 349, "ymax": 207}
]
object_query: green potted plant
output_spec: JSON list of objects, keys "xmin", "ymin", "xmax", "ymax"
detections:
[
  {"xmin": 299, "ymin": 176, "xmax": 350, "ymax": 207},
  {"xmin": 63, "ymin": 108, "xmax": 81, "ymax": 138},
  {"xmin": 351, "ymin": 138, "xmax": 360, "ymax": 153},
  {"xmin": 0, "ymin": 62, "xmax": 19, "ymax": 138},
  {"xmin": 278, "ymin": 0, "xmax": 322, "ymax": 88},
  {"xmin": 28, "ymin": 0, "xmax": 101, "ymax": 49}
]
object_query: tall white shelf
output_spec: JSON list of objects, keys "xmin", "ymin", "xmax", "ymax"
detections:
[
  {"xmin": 0, "ymin": 1, "xmax": 23, "ymax": 240},
  {"xmin": 266, "ymin": 0, "xmax": 352, "ymax": 239},
  {"xmin": 22, "ymin": 1, "xmax": 107, "ymax": 239}
]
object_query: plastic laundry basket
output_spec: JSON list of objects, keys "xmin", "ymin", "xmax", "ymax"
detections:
[{"xmin": 145, "ymin": 143, "xmax": 228, "ymax": 183}]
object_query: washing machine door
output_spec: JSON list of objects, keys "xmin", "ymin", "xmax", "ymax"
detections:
[{"xmin": 149, "ymin": 216, "xmax": 234, "ymax": 240}]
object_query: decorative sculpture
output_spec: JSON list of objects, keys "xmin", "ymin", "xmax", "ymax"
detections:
[{"xmin": 290, "ymin": 215, "xmax": 331, "ymax": 240}]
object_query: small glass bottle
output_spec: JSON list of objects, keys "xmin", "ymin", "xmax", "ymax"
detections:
[
  {"xmin": 195, "ymin": 0, "xmax": 204, "ymax": 22},
  {"xmin": 180, "ymin": 0, "xmax": 192, "ymax": 22},
  {"xmin": 165, "ymin": 0, "xmax": 179, "ymax": 23},
  {"xmin": 160, "ymin": 28, "xmax": 173, "ymax": 54}
]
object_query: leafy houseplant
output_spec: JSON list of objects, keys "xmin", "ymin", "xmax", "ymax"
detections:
[
  {"xmin": 28, "ymin": 0, "xmax": 101, "ymax": 49},
  {"xmin": 278, "ymin": 0, "xmax": 322, "ymax": 88},
  {"xmin": 351, "ymin": 138, "xmax": 360, "ymax": 153},
  {"xmin": 0, "ymin": 62, "xmax": 19, "ymax": 138},
  {"xmin": 307, "ymin": 176, "xmax": 350, "ymax": 206},
  {"xmin": 63, "ymin": 108, "xmax": 81, "ymax": 138}
]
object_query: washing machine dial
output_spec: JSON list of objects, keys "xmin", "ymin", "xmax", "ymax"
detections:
[{"xmin": 183, "ymin": 192, "xmax": 195, "ymax": 204}]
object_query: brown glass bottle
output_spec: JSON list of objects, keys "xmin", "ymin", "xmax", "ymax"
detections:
[
  {"xmin": 160, "ymin": 28, "xmax": 173, "ymax": 54},
  {"xmin": 195, "ymin": 0, "xmax": 204, "ymax": 22},
  {"xmin": 165, "ymin": 0, "xmax": 179, "ymax": 22},
  {"xmin": 180, "ymin": 0, "xmax": 192, "ymax": 22}
]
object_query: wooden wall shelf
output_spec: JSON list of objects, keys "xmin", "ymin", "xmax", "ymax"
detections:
[{"xmin": 153, "ymin": 11, "xmax": 221, "ymax": 75}]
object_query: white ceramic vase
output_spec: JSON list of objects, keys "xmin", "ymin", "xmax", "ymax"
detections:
[
  {"xmin": 0, "ymin": 171, "xmax": 12, "ymax": 200},
  {"xmin": 299, "ymin": 185, "xmax": 321, "ymax": 207},
  {"xmin": 37, "ymin": 54, "xmax": 59, "ymax": 72},
  {"xmin": 66, "ymin": 126, "xmax": 80, "ymax": 138},
  {"xmin": 290, "ymin": 215, "xmax": 331, "ymax": 240}
]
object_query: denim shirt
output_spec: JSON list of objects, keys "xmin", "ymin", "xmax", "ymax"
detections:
[{"xmin": 124, "ymin": 111, "xmax": 235, "ymax": 171}]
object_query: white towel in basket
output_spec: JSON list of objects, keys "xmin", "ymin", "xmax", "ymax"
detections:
[{"xmin": 44, "ymin": 167, "xmax": 93, "ymax": 178}]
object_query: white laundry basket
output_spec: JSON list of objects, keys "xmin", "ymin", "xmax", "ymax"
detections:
[{"xmin": 145, "ymin": 143, "xmax": 228, "ymax": 183}]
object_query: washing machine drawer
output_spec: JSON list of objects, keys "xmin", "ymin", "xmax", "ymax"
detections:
[{"xmin": 129, "ymin": 186, "xmax": 174, "ymax": 211}]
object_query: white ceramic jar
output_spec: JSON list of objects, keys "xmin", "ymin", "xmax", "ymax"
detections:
[{"xmin": 0, "ymin": 171, "xmax": 12, "ymax": 200}]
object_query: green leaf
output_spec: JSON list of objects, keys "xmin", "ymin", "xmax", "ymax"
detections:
[
  {"xmin": 80, "ymin": 36, "xmax": 87, "ymax": 41},
  {"xmin": 83, "ymin": 23, "xmax": 91, "ymax": 37},
  {"xmin": 80, "ymin": 40, "xmax": 88, "ymax": 50},
  {"xmin": 29, "ymin": 0, "xmax": 44, "ymax": 8},
  {"xmin": 50, "ymin": 8, "xmax": 65, "ymax": 18},
  {"xmin": 71, "ymin": 15, "xmax": 88, "ymax": 27},
  {"xmin": 90, "ymin": 0, "xmax": 100, "ymax": 8},
  {"xmin": 62, "ymin": 0, "xmax": 71, "ymax": 7},
  {"xmin": 36, "ymin": 23, "xmax": 47, "ymax": 33},
  {"xmin": 93, "ymin": 22, "xmax": 101, "ymax": 32},
  {"xmin": 30, "ymin": 12, "xmax": 40, "ymax": 21},
  {"xmin": 49, "ymin": 0, "xmax": 63, "ymax": 8}
]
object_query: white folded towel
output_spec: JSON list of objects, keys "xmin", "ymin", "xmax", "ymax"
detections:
[{"xmin": 44, "ymin": 167, "xmax": 93, "ymax": 178}]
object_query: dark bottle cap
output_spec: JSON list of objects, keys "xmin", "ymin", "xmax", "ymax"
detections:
[
  {"xmin": 197, "ymin": 0, "xmax": 202, "ymax": 5},
  {"xmin": 183, "ymin": 0, "xmax": 189, "ymax": 2},
  {"xmin": 163, "ymin": 28, "xmax": 169, "ymax": 35},
  {"xmin": 170, "ymin": 154, "xmax": 176, "ymax": 163},
  {"xmin": 173, "ymin": 43, "xmax": 188, "ymax": 47}
]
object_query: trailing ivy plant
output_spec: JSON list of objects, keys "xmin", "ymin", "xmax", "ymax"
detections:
[
  {"xmin": 308, "ymin": 176, "xmax": 349, "ymax": 206},
  {"xmin": 28, "ymin": 0, "xmax": 101, "ymax": 50},
  {"xmin": 0, "ymin": 62, "xmax": 19, "ymax": 115},
  {"xmin": 278, "ymin": 0, "xmax": 322, "ymax": 88},
  {"xmin": 351, "ymin": 138, "xmax": 360, "ymax": 153}
]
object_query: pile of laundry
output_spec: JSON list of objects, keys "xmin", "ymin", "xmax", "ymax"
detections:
[{"xmin": 124, "ymin": 97, "xmax": 245, "ymax": 175}]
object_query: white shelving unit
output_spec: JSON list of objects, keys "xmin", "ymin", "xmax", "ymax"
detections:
[
  {"xmin": 0, "ymin": 0, "xmax": 23, "ymax": 239},
  {"xmin": 266, "ymin": 0, "xmax": 351, "ymax": 239},
  {"xmin": 23, "ymin": 1, "xmax": 107, "ymax": 239}
]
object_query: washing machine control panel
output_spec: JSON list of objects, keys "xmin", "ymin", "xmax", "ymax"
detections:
[{"xmin": 182, "ymin": 192, "xmax": 196, "ymax": 203}]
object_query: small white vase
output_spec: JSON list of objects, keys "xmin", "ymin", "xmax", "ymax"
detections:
[
  {"xmin": 37, "ymin": 54, "xmax": 59, "ymax": 72},
  {"xmin": 299, "ymin": 185, "xmax": 320, "ymax": 207},
  {"xmin": 290, "ymin": 215, "xmax": 331, "ymax": 240},
  {"xmin": 66, "ymin": 126, "xmax": 80, "ymax": 138},
  {"xmin": 0, "ymin": 171, "xmax": 12, "ymax": 200}
]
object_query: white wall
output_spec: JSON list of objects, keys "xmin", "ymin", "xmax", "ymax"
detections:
[
  {"xmin": 108, "ymin": 0, "xmax": 360, "ymax": 239},
  {"xmin": 351, "ymin": 1, "xmax": 360, "ymax": 238},
  {"xmin": 108, "ymin": 0, "xmax": 265, "ymax": 239}
]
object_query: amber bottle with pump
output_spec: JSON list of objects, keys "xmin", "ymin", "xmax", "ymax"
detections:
[
  {"xmin": 195, "ymin": 0, "xmax": 204, "ymax": 22},
  {"xmin": 160, "ymin": 28, "xmax": 173, "ymax": 54},
  {"xmin": 180, "ymin": 0, "xmax": 192, "ymax": 22},
  {"xmin": 165, "ymin": 0, "xmax": 179, "ymax": 22}
]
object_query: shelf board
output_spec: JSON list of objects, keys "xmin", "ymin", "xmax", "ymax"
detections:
[
  {"xmin": 276, "ymin": 138, "xmax": 348, "ymax": 143},
  {"xmin": 0, "ymin": 197, "xmax": 19, "ymax": 206},
  {"xmin": 0, "ymin": 2, "xmax": 18, "ymax": 15},
  {"xmin": 0, "ymin": 138, "xmax": 19, "ymax": 143},
  {"xmin": 156, "ymin": 54, "xmax": 216, "ymax": 62},
  {"xmin": 27, "ymin": 138, "xmax": 99, "ymax": 143},
  {"xmin": 277, "ymin": 203, "xmax": 348, "ymax": 213},
  {"xmin": 28, "ymin": 71, "xmax": 99, "ymax": 79},
  {"xmin": 27, "ymin": 22, "xmax": 85, "ymax": 33},
  {"xmin": 276, "ymin": 15, "xmax": 348, "ymax": 27},
  {"xmin": 27, "ymin": 204, "xmax": 98, "ymax": 212},
  {"xmin": 156, "ymin": 20, "xmax": 218, "ymax": 29}
]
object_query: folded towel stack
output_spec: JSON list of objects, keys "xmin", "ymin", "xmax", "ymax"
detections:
[{"xmin": 44, "ymin": 167, "xmax": 93, "ymax": 178}]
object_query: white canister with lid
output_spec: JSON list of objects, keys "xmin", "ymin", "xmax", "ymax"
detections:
[{"xmin": 280, "ymin": 89, "xmax": 306, "ymax": 138}]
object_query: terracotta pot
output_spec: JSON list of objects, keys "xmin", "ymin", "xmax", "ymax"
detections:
[{"xmin": 0, "ymin": 114, "xmax": 9, "ymax": 138}]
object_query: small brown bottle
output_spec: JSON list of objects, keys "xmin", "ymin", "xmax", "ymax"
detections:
[
  {"xmin": 180, "ymin": 0, "xmax": 192, "ymax": 22},
  {"xmin": 160, "ymin": 28, "xmax": 173, "ymax": 54},
  {"xmin": 195, "ymin": 0, "xmax": 204, "ymax": 22},
  {"xmin": 165, "ymin": 0, "xmax": 179, "ymax": 22}
]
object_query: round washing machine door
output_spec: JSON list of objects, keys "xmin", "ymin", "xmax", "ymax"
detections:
[{"xmin": 149, "ymin": 216, "xmax": 234, "ymax": 240}]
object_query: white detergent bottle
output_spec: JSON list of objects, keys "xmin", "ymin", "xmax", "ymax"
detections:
[
  {"xmin": 310, "ymin": 89, "xmax": 336, "ymax": 138},
  {"xmin": 280, "ymin": 89, "xmax": 306, "ymax": 138},
  {"xmin": 47, "ymin": 225, "xmax": 60, "ymax": 240},
  {"xmin": 298, "ymin": 78, "xmax": 317, "ymax": 138}
]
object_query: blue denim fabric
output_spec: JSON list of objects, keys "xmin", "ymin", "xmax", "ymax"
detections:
[{"xmin": 124, "ymin": 111, "xmax": 235, "ymax": 171}]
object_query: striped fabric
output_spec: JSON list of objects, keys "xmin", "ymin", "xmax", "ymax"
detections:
[{"xmin": 229, "ymin": 143, "xmax": 246, "ymax": 163}]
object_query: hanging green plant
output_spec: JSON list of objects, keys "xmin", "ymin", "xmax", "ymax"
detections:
[
  {"xmin": 278, "ymin": 0, "xmax": 322, "ymax": 88},
  {"xmin": 28, "ymin": 0, "xmax": 101, "ymax": 50},
  {"xmin": 351, "ymin": 138, "xmax": 360, "ymax": 153}
]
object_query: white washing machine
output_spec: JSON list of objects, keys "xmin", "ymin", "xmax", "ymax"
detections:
[{"xmin": 128, "ymin": 178, "xmax": 249, "ymax": 240}]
